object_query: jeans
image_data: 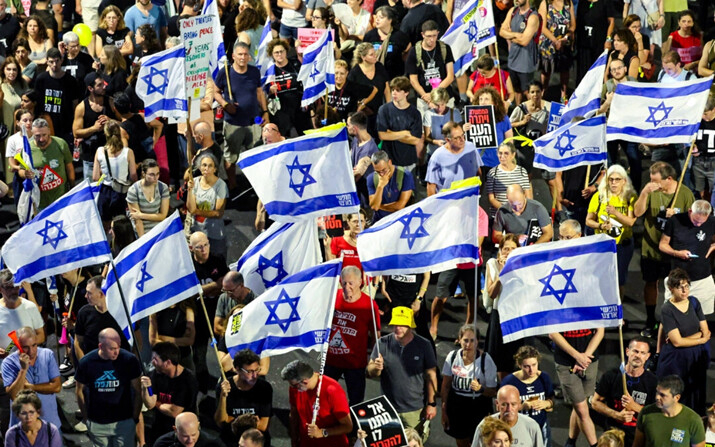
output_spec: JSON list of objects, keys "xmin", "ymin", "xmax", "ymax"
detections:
[
  {"xmin": 86, "ymin": 418, "xmax": 135, "ymax": 447},
  {"xmin": 83, "ymin": 160, "xmax": 94, "ymax": 181}
]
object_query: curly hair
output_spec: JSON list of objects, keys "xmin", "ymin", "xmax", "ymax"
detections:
[
  {"xmin": 20, "ymin": 15, "xmax": 50, "ymax": 43},
  {"xmin": 98, "ymin": 5, "xmax": 128, "ymax": 31},
  {"xmin": 235, "ymin": 7, "xmax": 262, "ymax": 33},
  {"xmin": 474, "ymin": 86, "xmax": 506, "ymax": 122},
  {"xmin": 267, "ymin": 39, "xmax": 289, "ymax": 61}
]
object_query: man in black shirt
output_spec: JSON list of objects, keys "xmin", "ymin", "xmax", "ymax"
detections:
[
  {"xmin": 399, "ymin": 0, "xmax": 449, "ymax": 45},
  {"xmin": 405, "ymin": 20, "xmax": 455, "ymax": 114},
  {"xmin": 154, "ymin": 412, "xmax": 225, "ymax": 447},
  {"xmin": 34, "ymin": 48, "xmax": 80, "ymax": 147},
  {"xmin": 0, "ymin": 1, "xmax": 21, "ymax": 58},
  {"xmin": 692, "ymin": 97, "xmax": 715, "ymax": 199},
  {"xmin": 376, "ymin": 76, "xmax": 423, "ymax": 171}
]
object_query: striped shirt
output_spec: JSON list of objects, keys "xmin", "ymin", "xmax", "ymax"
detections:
[{"xmin": 485, "ymin": 165, "xmax": 531, "ymax": 217}]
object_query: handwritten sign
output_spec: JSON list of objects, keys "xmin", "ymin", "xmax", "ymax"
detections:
[
  {"xmin": 547, "ymin": 102, "xmax": 565, "ymax": 132},
  {"xmin": 351, "ymin": 396, "xmax": 407, "ymax": 447},
  {"xmin": 181, "ymin": 15, "xmax": 213, "ymax": 100},
  {"xmin": 297, "ymin": 28, "xmax": 334, "ymax": 53}
]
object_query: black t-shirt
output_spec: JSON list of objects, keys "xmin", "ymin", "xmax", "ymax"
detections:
[
  {"xmin": 695, "ymin": 117, "xmax": 715, "ymax": 157},
  {"xmin": 376, "ymin": 101, "xmax": 423, "ymax": 166},
  {"xmin": 363, "ymin": 28, "xmax": 411, "ymax": 80},
  {"xmin": 328, "ymin": 81, "xmax": 374, "ymax": 121},
  {"xmin": 372, "ymin": 0, "xmax": 406, "ymax": 29},
  {"xmin": 661, "ymin": 296, "xmax": 705, "ymax": 338},
  {"xmin": 149, "ymin": 368, "xmax": 199, "ymax": 436},
  {"xmin": 385, "ymin": 273, "xmax": 424, "ymax": 307},
  {"xmin": 58, "ymin": 276, "xmax": 89, "ymax": 317},
  {"xmin": 102, "ymin": 68, "xmax": 128, "ymax": 97},
  {"xmin": 561, "ymin": 164, "xmax": 602, "ymax": 206},
  {"xmin": 121, "ymin": 113, "xmax": 153, "ymax": 162},
  {"xmin": 155, "ymin": 305, "xmax": 192, "ymax": 358},
  {"xmin": 75, "ymin": 304, "xmax": 131, "ymax": 353},
  {"xmin": 0, "ymin": 14, "xmax": 21, "ymax": 57},
  {"xmin": 347, "ymin": 63, "xmax": 390, "ymax": 115},
  {"xmin": 268, "ymin": 61, "xmax": 303, "ymax": 112},
  {"xmin": 96, "ymin": 27, "xmax": 131, "ymax": 49},
  {"xmin": 399, "ymin": 2, "xmax": 449, "ymax": 45},
  {"xmin": 154, "ymin": 431, "xmax": 226, "ymax": 447},
  {"xmin": 215, "ymin": 373, "xmax": 273, "ymax": 445},
  {"xmin": 75, "ymin": 349, "xmax": 141, "ymax": 423},
  {"xmin": 62, "ymin": 52, "xmax": 95, "ymax": 92},
  {"xmin": 405, "ymin": 43, "xmax": 455, "ymax": 94},
  {"xmin": 595, "ymin": 368, "xmax": 657, "ymax": 444},
  {"xmin": 33, "ymin": 72, "xmax": 79, "ymax": 139},
  {"xmin": 553, "ymin": 329, "xmax": 600, "ymax": 366},
  {"xmin": 193, "ymin": 254, "xmax": 229, "ymax": 337},
  {"xmin": 576, "ymin": 0, "xmax": 615, "ymax": 50},
  {"xmin": 662, "ymin": 212, "xmax": 715, "ymax": 281}
]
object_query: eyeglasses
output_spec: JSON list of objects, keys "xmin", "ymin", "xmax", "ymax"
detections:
[
  {"xmin": 560, "ymin": 233, "xmax": 578, "ymax": 240},
  {"xmin": 221, "ymin": 285, "xmax": 239, "ymax": 294},
  {"xmin": 675, "ymin": 283, "xmax": 690, "ymax": 291},
  {"xmin": 192, "ymin": 243, "xmax": 209, "ymax": 251},
  {"xmin": 272, "ymin": 49, "xmax": 286, "ymax": 55},
  {"xmin": 608, "ymin": 177, "xmax": 624, "ymax": 182},
  {"xmin": 448, "ymin": 134, "xmax": 465, "ymax": 141},
  {"xmin": 240, "ymin": 366, "xmax": 261, "ymax": 375}
]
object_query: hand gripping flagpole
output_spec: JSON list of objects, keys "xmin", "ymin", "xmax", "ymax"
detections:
[
  {"xmin": 673, "ymin": 139, "xmax": 696, "ymax": 206},
  {"xmin": 359, "ymin": 213, "xmax": 381, "ymax": 358},
  {"xmin": 198, "ymin": 291, "xmax": 228, "ymax": 382}
]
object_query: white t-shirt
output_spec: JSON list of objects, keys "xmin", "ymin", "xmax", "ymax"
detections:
[
  {"xmin": 0, "ymin": 299, "xmax": 44, "ymax": 352},
  {"xmin": 442, "ymin": 349, "xmax": 498, "ymax": 398},
  {"xmin": 4, "ymin": 132, "xmax": 24, "ymax": 159}
]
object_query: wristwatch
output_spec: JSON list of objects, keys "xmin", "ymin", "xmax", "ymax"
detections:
[
  {"xmin": 427, "ymin": 401, "xmax": 437, "ymax": 407},
  {"xmin": 322, "ymin": 429, "xmax": 329, "ymax": 438}
]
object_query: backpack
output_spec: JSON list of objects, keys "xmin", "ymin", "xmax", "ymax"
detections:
[
  {"xmin": 415, "ymin": 40, "xmax": 448, "ymax": 70},
  {"xmin": 446, "ymin": 348, "xmax": 487, "ymax": 384},
  {"xmin": 510, "ymin": 7, "xmax": 542, "ymax": 45}
]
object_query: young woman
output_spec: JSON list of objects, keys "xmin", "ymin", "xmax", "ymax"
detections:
[
  {"xmin": 94, "ymin": 6, "xmax": 134, "ymax": 59},
  {"xmin": 19, "ymin": 15, "xmax": 53, "ymax": 64},
  {"xmin": 363, "ymin": 6, "xmax": 411, "ymax": 80},
  {"xmin": 472, "ymin": 86, "xmax": 513, "ymax": 168},
  {"xmin": 1, "ymin": 57, "xmax": 28, "ymax": 169},
  {"xmin": 348, "ymin": 42, "xmax": 391, "ymax": 136},
  {"xmin": 5, "ymin": 108, "xmax": 34, "ymax": 203},
  {"xmin": 485, "ymin": 142, "xmax": 533, "ymax": 218},
  {"xmin": 467, "ymin": 54, "xmax": 514, "ymax": 107},
  {"xmin": 126, "ymin": 159, "xmax": 170, "ymax": 237},
  {"xmin": 12, "ymin": 39, "xmax": 37, "ymax": 85},
  {"xmin": 661, "ymin": 10, "xmax": 702, "ymax": 72},
  {"xmin": 538, "ymin": 0, "xmax": 575, "ymax": 102},
  {"xmin": 187, "ymin": 153, "xmax": 228, "ymax": 260},
  {"xmin": 95, "ymin": 45, "xmax": 128, "ymax": 96},
  {"xmin": 605, "ymin": 28, "xmax": 639, "ymax": 80}
]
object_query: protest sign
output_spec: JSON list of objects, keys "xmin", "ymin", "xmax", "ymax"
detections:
[
  {"xmin": 181, "ymin": 15, "xmax": 213, "ymax": 101},
  {"xmin": 351, "ymin": 396, "xmax": 407, "ymax": 447},
  {"xmin": 547, "ymin": 102, "xmax": 565, "ymax": 132},
  {"xmin": 464, "ymin": 105, "xmax": 497, "ymax": 149},
  {"xmin": 297, "ymin": 28, "xmax": 335, "ymax": 53}
]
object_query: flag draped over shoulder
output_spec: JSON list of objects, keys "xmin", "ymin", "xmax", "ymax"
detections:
[
  {"xmin": 103, "ymin": 212, "xmax": 201, "ymax": 345},
  {"xmin": 224, "ymin": 260, "xmax": 342, "ymax": 358},
  {"xmin": 234, "ymin": 221, "xmax": 321, "ymax": 296},
  {"xmin": 16, "ymin": 128, "xmax": 40, "ymax": 225},
  {"xmin": 237, "ymin": 125, "xmax": 359, "ymax": 221},
  {"xmin": 498, "ymin": 234, "xmax": 621, "ymax": 343},
  {"xmin": 297, "ymin": 27, "xmax": 335, "ymax": 107},
  {"xmin": 201, "ymin": 0, "xmax": 227, "ymax": 81},
  {"xmin": 559, "ymin": 51, "xmax": 607, "ymax": 126},
  {"xmin": 136, "ymin": 46, "xmax": 187, "ymax": 123},
  {"xmin": 357, "ymin": 185, "xmax": 480, "ymax": 276},
  {"xmin": 533, "ymin": 115, "xmax": 607, "ymax": 172},
  {"xmin": 2, "ymin": 180, "xmax": 111, "ymax": 284},
  {"xmin": 442, "ymin": 0, "xmax": 495, "ymax": 76},
  {"xmin": 607, "ymin": 76, "xmax": 713, "ymax": 144}
]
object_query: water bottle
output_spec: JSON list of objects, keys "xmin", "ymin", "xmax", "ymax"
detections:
[{"xmin": 72, "ymin": 143, "xmax": 80, "ymax": 162}]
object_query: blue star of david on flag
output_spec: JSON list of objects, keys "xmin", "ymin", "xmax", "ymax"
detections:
[
  {"xmin": 136, "ymin": 261, "xmax": 153, "ymax": 292},
  {"xmin": 397, "ymin": 207, "xmax": 432, "ymax": 249},
  {"xmin": 464, "ymin": 20, "xmax": 478, "ymax": 41},
  {"xmin": 264, "ymin": 289, "xmax": 301, "ymax": 333},
  {"xmin": 309, "ymin": 65, "xmax": 320, "ymax": 83},
  {"xmin": 36, "ymin": 219, "xmax": 68, "ymax": 250},
  {"xmin": 539, "ymin": 264, "xmax": 578, "ymax": 305},
  {"xmin": 286, "ymin": 156, "xmax": 317, "ymax": 197},
  {"xmin": 142, "ymin": 66, "xmax": 169, "ymax": 95},
  {"xmin": 256, "ymin": 252, "xmax": 289, "ymax": 288},
  {"xmin": 554, "ymin": 129, "xmax": 577, "ymax": 156},
  {"xmin": 645, "ymin": 101, "xmax": 673, "ymax": 127}
]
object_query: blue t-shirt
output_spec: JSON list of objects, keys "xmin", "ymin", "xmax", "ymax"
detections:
[
  {"xmin": 500, "ymin": 372, "xmax": 555, "ymax": 430},
  {"xmin": 425, "ymin": 142, "xmax": 483, "ymax": 192},
  {"xmin": 124, "ymin": 5, "xmax": 167, "ymax": 37},
  {"xmin": 215, "ymin": 65, "xmax": 262, "ymax": 127},
  {"xmin": 481, "ymin": 115, "xmax": 512, "ymax": 167},
  {"xmin": 2, "ymin": 348, "xmax": 61, "ymax": 430},
  {"xmin": 367, "ymin": 167, "xmax": 415, "ymax": 222}
]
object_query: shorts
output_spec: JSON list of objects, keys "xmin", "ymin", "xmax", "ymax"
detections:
[
  {"xmin": 640, "ymin": 257, "xmax": 671, "ymax": 283},
  {"xmin": 435, "ymin": 268, "xmax": 476, "ymax": 298},
  {"xmin": 81, "ymin": 0, "xmax": 102, "ymax": 31},
  {"xmin": 664, "ymin": 275, "xmax": 715, "ymax": 315},
  {"xmin": 692, "ymin": 156, "xmax": 715, "ymax": 193},
  {"xmin": 223, "ymin": 122, "xmax": 255, "ymax": 164},
  {"xmin": 507, "ymin": 69, "xmax": 533, "ymax": 93},
  {"xmin": 279, "ymin": 23, "xmax": 299, "ymax": 40},
  {"xmin": 555, "ymin": 360, "xmax": 598, "ymax": 405},
  {"xmin": 97, "ymin": 184, "xmax": 127, "ymax": 222}
]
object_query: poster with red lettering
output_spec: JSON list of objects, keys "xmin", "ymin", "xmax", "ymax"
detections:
[
  {"xmin": 351, "ymin": 396, "xmax": 407, "ymax": 447},
  {"xmin": 464, "ymin": 105, "xmax": 497, "ymax": 149}
]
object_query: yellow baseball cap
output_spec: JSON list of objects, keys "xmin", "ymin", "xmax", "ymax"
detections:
[{"xmin": 389, "ymin": 306, "xmax": 416, "ymax": 328}]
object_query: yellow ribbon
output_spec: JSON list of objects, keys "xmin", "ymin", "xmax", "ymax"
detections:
[
  {"xmin": 446, "ymin": 176, "xmax": 482, "ymax": 191},
  {"xmin": 503, "ymin": 135, "xmax": 534, "ymax": 147}
]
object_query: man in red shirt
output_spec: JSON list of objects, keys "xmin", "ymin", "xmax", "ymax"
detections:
[
  {"xmin": 325, "ymin": 266, "xmax": 381, "ymax": 405},
  {"xmin": 281, "ymin": 360, "xmax": 353, "ymax": 447}
]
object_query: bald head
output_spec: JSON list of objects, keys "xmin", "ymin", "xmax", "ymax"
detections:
[
  {"xmin": 98, "ymin": 328, "xmax": 122, "ymax": 360},
  {"xmin": 194, "ymin": 121, "xmax": 211, "ymax": 136},
  {"xmin": 189, "ymin": 232, "xmax": 210, "ymax": 262},
  {"xmin": 505, "ymin": 185, "xmax": 526, "ymax": 214},
  {"xmin": 99, "ymin": 328, "xmax": 121, "ymax": 345},
  {"xmin": 497, "ymin": 385, "xmax": 521, "ymax": 424},
  {"xmin": 223, "ymin": 271, "xmax": 243, "ymax": 286},
  {"xmin": 175, "ymin": 412, "xmax": 201, "ymax": 447}
]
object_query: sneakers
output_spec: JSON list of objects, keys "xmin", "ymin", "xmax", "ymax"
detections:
[
  {"xmin": 59, "ymin": 357, "xmax": 73, "ymax": 375},
  {"xmin": 640, "ymin": 322, "xmax": 659, "ymax": 338},
  {"xmin": 62, "ymin": 376, "xmax": 76, "ymax": 389},
  {"xmin": 73, "ymin": 421, "xmax": 87, "ymax": 433}
]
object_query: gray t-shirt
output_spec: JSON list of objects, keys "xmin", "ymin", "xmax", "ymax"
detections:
[
  {"xmin": 126, "ymin": 181, "xmax": 170, "ymax": 233},
  {"xmin": 507, "ymin": 8, "xmax": 539, "ymax": 73},
  {"xmin": 472, "ymin": 412, "xmax": 544, "ymax": 447},
  {"xmin": 190, "ymin": 176, "xmax": 228, "ymax": 240},
  {"xmin": 215, "ymin": 290, "xmax": 256, "ymax": 319},
  {"xmin": 370, "ymin": 333, "xmax": 437, "ymax": 413},
  {"xmin": 493, "ymin": 199, "xmax": 551, "ymax": 243}
]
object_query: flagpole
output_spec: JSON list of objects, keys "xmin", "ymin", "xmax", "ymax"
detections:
[
  {"xmin": 473, "ymin": 191, "xmax": 480, "ymax": 327},
  {"xmin": 324, "ymin": 88, "xmax": 329, "ymax": 123},
  {"xmin": 673, "ymin": 140, "xmax": 696, "ymax": 205},
  {"xmin": 197, "ymin": 291, "xmax": 228, "ymax": 382},
  {"xmin": 186, "ymin": 100, "xmax": 195, "ymax": 164},
  {"xmin": 66, "ymin": 267, "xmax": 83, "ymax": 317},
  {"xmin": 618, "ymin": 323, "xmax": 627, "ymax": 395},
  {"xmin": 584, "ymin": 165, "xmax": 591, "ymax": 190},
  {"xmin": 224, "ymin": 60, "xmax": 234, "ymax": 102},
  {"xmin": 492, "ymin": 48, "xmax": 505, "ymax": 102}
]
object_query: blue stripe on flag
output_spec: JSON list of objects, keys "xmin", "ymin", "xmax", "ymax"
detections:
[
  {"xmin": 239, "ymin": 129, "xmax": 348, "ymax": 168},
  {"xmin": 303, "ymin": 76, "xmax": 335, "ymax": 99},
  {"xmin": 303, "ymin": 36, "xmax": 332, "ymax": 64},
  {"xmin": 14, "ymin": 242, "xmax": 112, "ymax": 281},
  {"xmin": 279, "ymin": 261, "xmax": 342, "ymax": 285},
  {"xmin": 606, "ymin": 124, "xmax": 701, "ymax": 138},
  {"xmin": 263, "ymin": 192, "xmax": 360, "ymax": 217},
  {"xmin": 454, "ymin": 52, "xmax": 474, "ymax": 74},
  {"xmin": 361, "ymin": 244, "xmax": 479, "ymax": 272},
  {"xmin": 614, "ymin": 80, "xmax": 711, "ymax": 98},
  {"xmin": 145, "ymin": 98, "xmax": 188, "ymax": 117},
  {"xmin": 228, "ymin": 329, "xmax": 327, "ymax": 357},
  {"xmin": 235, "ymin": 222, "xmax": 293, "ymax": 271},
  {"xmin": 38, "ymin": 184, "xmax": 95, "ymax": 216},
  {"xmin": 559, "ymin": 98, "xmax": 600, "ymax": 124},
  {"xmin": 501, "ymin": 305, "xmax": 623, "ymax": 336},
  {"xmin": 476, "ymin": 28, "xmax": 496, "ymax": 46},
  {"xmin": 131, "ymin": 272, "xmax": 200, "ymax": 314},
  {"xmin": 143, "ymin": 46, "xmax": 185, "ymax": 65},
  {"xmin": 501, "ymin": 239, "xmax": 616, "ymax": 276},
  {"xmin": 533, "ymin": 152, "xmax": 607, "ymax": 168}
]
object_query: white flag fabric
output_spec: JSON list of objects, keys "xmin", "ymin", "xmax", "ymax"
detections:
[
  {"xmin": 16, "ymin": 128, "xmax": 40, "ymax": 225},
  {"xmin": 2, "ymin": 180, "xmax": 111, "ymax": 284},
  {"xmin": 559, "ymin": 51, "xmax": 607, "ymax": 126},
  {"xmin": 607, "ymin": 76, "xmax": 714, "ymax": 144},
  {"xmin": 201, "ymin": 0, "xmax": 227, "ymax": 81},
  {"xmin": 256, "ymin": 17, "xmax": 274, "ymax": 84},
  {"xmin": 297, "ymin": 27, "xmax": 335, "ymax": 107},
  {"xmin": 136, "ymin": 46, "xmax": 187, "ymax": 123},
  {"xmin": 224, "ymin": 260, "xmax": 342, "ymax": 358},
  {"xmin": 533, "ymin": 115, "xmax": 607, "ymax": 172},
  {"xmin": 103, "ymin": 212, "xmax": 201, "ymax": 345},
  {"xmin": 237, "ymin": 125, "xmax": 359, "ymax": 221},
  {"xmin": 498, "ymin": 234, "xmax": 620, "ymax": 343},
  {"xmin": 234, "ymin": 221, "xmax": 321, "ymax": 295},
  {"xmin": 442, "ymin": 0, "xmax": 496, "ymax": 76},
  {"xmin": 357, "ymin": 185, "xmax": 480, "ymax": 276}
]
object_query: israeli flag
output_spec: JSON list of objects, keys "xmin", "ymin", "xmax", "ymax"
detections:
[
  {"xmin": 224, "ymin": 259, "xmax": 342, "ymax": 358},
  {"xmin": 442, "ymin": 0, "xmax": 495, "ymax": 76},
  {"xmin": 1, "ymin": 180, "xmax": 111, "ymax": 284},
  {"xmin": 233, "ymin": 221, "xmax": 321, "ymax": 295},
  {"xmin": 256, "ymin": 17, "xmax": 275, "ymax": 84},
  {"xmin": 559, "ymin": 51, "xmax": 607, "ymax": 126},
  {"xmin": 201, "ymin": 0, "xmax": 227, "ymax": 81},
  {"xmin": 237, "ymin": 125, "xmax": 359, "ymax": 221},
  {"xmin": 136, "ymin": 46, "xmax": 187, "ymax": 123},
  {"xmin": 357, "ymin": 185, "xmax": 480, "ymax": 276},
  {"xmin": 103, "ymin": 212, "xmax": 201, "ymax": 345},
  {"xmin": 498, "ymin": 234, "xmax": 621, "ymax": 343},
  {"xmin": 297, "ymin": 27, "xmax": 335, "ymax": 108},
  {"xmin": 607, "ymin": 76, "xmax": 714, "ymax": 144},
  {"xmin": 16, "ymin": 128, "xmax": 40, "ymax": 225},
  {"xmin": 533, "ymin": 115, "xmax": 607, "ymax": 172}
]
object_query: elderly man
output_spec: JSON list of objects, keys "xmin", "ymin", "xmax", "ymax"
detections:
[
  {"xmin": 154, "ymin": 412, "xmax": 225, "ymax": 447},
  {"xmin": 368, "ymin": 307, "xmax": 437, "ymax": 442},
  {"xmin": 367, "ymin": 150, "xmax": 415, "ymax": 222},
  {"xmin": 214, "ymin": 272, "xmax": 254, "ymax": 338},
  {"xmin": 60, "ymin": 31, "xmax": 95, "ymax": 88},
  {"xmin": 659, "ymin": 199, "xmax": 715, "ymax": 315},
  {"xmin": 425, "ymin": 121, "xmax": 482, "ymax": 196},
  {"xmin": 75, "ymin": 328, "xmax": 142, "ymax": 447},
  {"xmin": 471, "ymin": 385, "xmax": 543, "ymax": 447},
  {"xmin": 282, "ymin": 360, "xmax": 353, "ymax": 447},
  {"xmin": 558, "ymin": 219, "xmax": 582, "ymax": 240},
  {"xmin": 1, "ymin": 327, "xmax": 61, "ymax": 431},
  {"xmin": 493, "ymin": 184, "xmax": 553, "ymax": 245},
  {"xmin": 23, "ymin": 118, "xmax": 74, "ymax": 210}
]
